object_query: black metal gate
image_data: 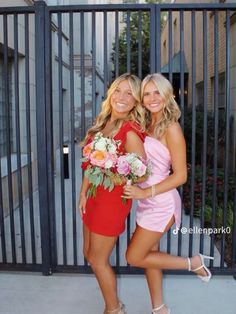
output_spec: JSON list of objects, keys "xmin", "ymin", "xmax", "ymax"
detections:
[{"xmin": 0, "ymin": 1, "xmax": 236, "ymax": 276}]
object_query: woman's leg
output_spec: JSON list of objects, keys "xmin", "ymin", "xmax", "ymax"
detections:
[
  {"xmin": 126, "ymin": 216, "xmax": 209, "ymax": 277},
  {"xmin": 145, "ymin": 242, "xmax": 164, "ymax": 309},
  {"xmin": 86, "ymin": 230, "xmax": 120, "ymax": 311},
  {"xmin": 127, "ymin": 217, "xmax": 175, "ymax": 314}
]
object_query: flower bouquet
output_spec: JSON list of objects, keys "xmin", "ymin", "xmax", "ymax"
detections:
[
  {"xmin": 116, "ymin": 153, "xmax": 151, "ymax": 203},
  {"xmin": 81, "ymin": 132, "xmax": 121, "ymax": 197}
]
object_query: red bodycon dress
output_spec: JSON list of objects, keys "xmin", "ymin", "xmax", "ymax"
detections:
[{"xmin": 82, "ymin": 121, "xmax": 145, "ymax": 236}]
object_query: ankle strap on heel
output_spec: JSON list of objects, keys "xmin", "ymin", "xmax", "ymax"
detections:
[
  {"xmin": 152, "ymin": 304, "xmax": 165, "ymax": 313},
  {"xmin": 187, "ymin": 257, "xmax": 191, "ymax": 271}
]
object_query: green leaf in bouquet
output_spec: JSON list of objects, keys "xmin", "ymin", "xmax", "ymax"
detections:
[
  {"xmin": 90, "ymin": 174, "xmax": 99, "ymax": 186},
  {"xmin": 84, "ymin": 168, "xmax": 91, "ymax": 177},
  {"xmin": 87, "ymin": 184, "xmax": 97, "ymax": 198},
  {"xmin": 108, "ymin": 182, "xmax": 115, "ymax": 192},
  {"xmin": 93, "ymin": 167, "xmax": 102, "ymax": 175},
  {"xmin": 104, "ymin": 176, "xmax": 111, "ymax": 190},
  {"xmin": 99, "ymin": 173, "xmax": 104, "ymax": 185},
  {"xmin": 81, "ymin": 157, "xmax": 88, "ymax": 162},
  {"xmin": 122, "ymin": 196, "xmax": 127, "ymax": 204},
  {"xmin": 94, "ymin": 174, "xmax": 102, "ymax": 187}
]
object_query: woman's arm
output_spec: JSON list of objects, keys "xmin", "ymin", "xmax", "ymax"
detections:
[
  {"xmin": 124, "ymin": 123, "xmax": 187, "ymax": 199},
  {"xmin": 78, "ymin": 176, "xmax": 90, "ymax": 216},
  {"xmin": 125, "ymin": 131, "xmax": 146, "ymax": 158},
  {"xmin": 124, "ymin": 131, "xmax": 147, "ymax": 184}
]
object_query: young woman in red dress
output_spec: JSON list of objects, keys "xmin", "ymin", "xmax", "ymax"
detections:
[{"xmin": 78, "ymin": 73, "xmax": 146, "ymax": 314}]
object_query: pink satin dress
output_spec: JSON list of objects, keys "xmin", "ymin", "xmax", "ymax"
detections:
[{"xmin": 136, "ymin": 136, "xmax": 181, "ymax": 232}]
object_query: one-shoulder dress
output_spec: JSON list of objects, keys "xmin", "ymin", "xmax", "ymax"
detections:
[
  {"xmin": 82, "ymin": 121, "xmax": 145, "ymax": 237},
  {"xmin": 136, "ymin": 136, "xmax": 181, "ymax": 232}
]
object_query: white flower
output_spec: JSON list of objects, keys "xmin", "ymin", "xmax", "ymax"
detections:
[
  {"xmin": 107, "ymin": 143, "xmax": 117, "ymax": 153},
  {"xmin": 126, "ymin": 153, "xmax": 136, "ymax": 163},
  {"xmin": 94, "ymin": 138, "xmax": 107, "ymax": 151},
  {"xmin": 131, "ymin": 159, "xmax": 143, "ymax": 171},
  {"xmin": 104, "ymin": 159, "xmax": 113, "ymax": 169}
]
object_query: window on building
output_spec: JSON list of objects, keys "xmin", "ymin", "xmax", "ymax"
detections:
[
  {"xmin": 196, "ymin": 81, "xmax": 204, "ymax": 108},
  {"xmin": 0, "ymin": 56, "xmax": 13, "ymax": 157},
  {"xmin": 173, "ymin": 17, "xmax": 178, "ymax": 54},
  {"xmin": 163, "ymin": 40, "xmax": 167, "ymax": 65},
  {"xmin": 211, "ymin": 72, "xmax": 226, "ymax": 110}
]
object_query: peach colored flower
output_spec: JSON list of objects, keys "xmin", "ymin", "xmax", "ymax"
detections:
[
  {"xmin": 83, "ymin": 143, "xmax": 93, "ymax": 158},
  {"xmin": 90, "ymin": 150, "xmax": 108, "ymax": 168}
]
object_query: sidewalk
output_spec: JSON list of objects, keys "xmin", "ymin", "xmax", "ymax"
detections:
[{"xmin": 0, "ymin": 271, "xmax": 236, "ymax": 314}]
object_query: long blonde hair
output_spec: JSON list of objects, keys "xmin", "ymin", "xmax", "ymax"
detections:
[
  {"xmin": 82, "ymin": 73, "xmax": 145, "ymax": 145},
  {"xmin": 141, "ymin": 73, "xmax": 181, "ymax": 139}
]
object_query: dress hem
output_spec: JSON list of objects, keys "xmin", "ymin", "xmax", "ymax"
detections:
[{"xmin": 83, "ymin": 219, "xmax": 124, "ymax": 237}]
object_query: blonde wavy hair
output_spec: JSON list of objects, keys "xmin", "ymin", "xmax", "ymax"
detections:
[
  {"xmin": 141, "ymin": 73, "xmax": 181, "ymax": 139},
  {"xmin": 82, "ymin": 73, "xmax": 145, "ymax": 145}
]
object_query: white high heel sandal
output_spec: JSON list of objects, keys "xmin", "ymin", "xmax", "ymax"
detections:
[
  {"xmin": 188, "ymin": 254, "xmax": 214, "ymax": 283},
  {"xmin": 104, "ymin": 301, "xmax": 127, "ymax": 314},
  {"xmin": 152, "ymin": 304, "xmax": 171, "ymax": 314}
]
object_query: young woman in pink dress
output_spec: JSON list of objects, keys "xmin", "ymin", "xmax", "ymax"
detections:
[{"xmin": 123, "ymin": 73, "xmax": 214, "ymax": 314}]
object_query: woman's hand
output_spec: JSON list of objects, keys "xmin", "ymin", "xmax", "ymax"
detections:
[
  {"xmin": 78, "ymin": 193, "xmax": 87, "ymax": 217},
  {"xmin": 123, "ymin": 184, "xmax": 150, "ymax": 200}
]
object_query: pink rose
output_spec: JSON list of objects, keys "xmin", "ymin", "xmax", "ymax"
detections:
[
  {"xmin": 135, "ymin": 163, "xmax": 147, "ymax": 177},
  {"xmin": 109, "ymin": 153, "xmax": 118, "ymax": 167},
  {"xmin": 117, "ymin": 156, "xmax": 131, "ymax": 175}
]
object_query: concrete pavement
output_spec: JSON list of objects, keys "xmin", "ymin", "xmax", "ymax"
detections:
[{"xmin": 0, "ymin": 271, "xmax": 236, "ymax": 314}]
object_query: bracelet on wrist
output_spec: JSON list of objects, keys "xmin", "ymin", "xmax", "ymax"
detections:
[{"xmin": 151, "ymin": 185, "xmax": 156, "ymax": 198}]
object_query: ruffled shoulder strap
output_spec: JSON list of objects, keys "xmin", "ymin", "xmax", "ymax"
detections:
[
  {"xmin": 115, "ymin": 121, "xmax": 146, "ymax": 153},
  {"xmin": 117, "ymin": 121, "xmax": 146, "ymax": 142}
]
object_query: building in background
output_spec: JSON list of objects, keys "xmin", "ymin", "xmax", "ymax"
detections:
[
  {"xmin": 160, "ymin": 0, "xmax": 235, "ymax": 170},
  {"xmin": 0, "ymin": 0, "xmax": 120, "ymax": 214}
]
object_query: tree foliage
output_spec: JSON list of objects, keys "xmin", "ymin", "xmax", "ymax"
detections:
[{"xmin": 111, "ymin": 0, "xmax": 167, "ymax": 79}]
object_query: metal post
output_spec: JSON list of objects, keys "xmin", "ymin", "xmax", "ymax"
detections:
[{"xmin": 35, "ymin": 0, "xmax": 52, "ymax": 276}]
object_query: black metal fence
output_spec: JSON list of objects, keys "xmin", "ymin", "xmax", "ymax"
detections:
[{"xmin": 0, "ymin": 1, "xmax": 235, "ymax": 276}]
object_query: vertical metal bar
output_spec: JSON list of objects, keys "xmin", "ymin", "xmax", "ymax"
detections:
[
  {"xmin": 3, "ymin": 13, "xmax": 16, "ymax": 264},
  {"xmin": 155, "ymin": 5, "xmax": 161, "ymax": 73},
  {"xmin": 0, "ymin": 162, "xmax": 5, "ymax": 263},
  {"xmin": 116, "ymin": 238, "xmax": 120, "ymax": 270},
  {"xmin": 200, "ymin": 10, "xmax": 208, "ymax": 254},
  {"xmin": 178, "ymin": 9, "xmax": 184, "ymax": 257},
  {"xmin": 138, "ymin": 11, "xmax": 142, "ymax": 78},
  {"xmin": 80, "ymin": 11, "xmax": 85, "ymax": 139},
  {"xmin": 221, "ymin": 10, "xmax": 231, "ymax": 268},
  {"xmin": 210, "ymin": 10, "xmax": 219, "ymax": 264},
  {"xmin": 189, "ymin": 10, "xmax": 196, "ymax": 258},
  {"xmin": 126, "ymin": 10, "xmax": 131, "ymax": 73},
  {"xmin": 14, "ymin": 13, "xmax": 26, "ymax": 264},
  {"xmin": 58, "ymin": 12, "xmax": 67, "ymax": 266},
  {"xmin": 114, "ymin": 11, "xmax": 120, "ymax": 269},
  {"xmin": 103, "ymin": 11, "xmax": 108, "ymax": 95},
  {"xmin": 179, "ymin": 11, "xmax": 184, "ymax": 127},
  {"xmin": 150, "ymin": 5, "xmax": 155, "ymax": 73},
  {"xmin": 168, "ymin": 10, "xmax": 173, "ymax": 83},
  {"xmin": 127, "ymin": 212, "xmax": 130, "ymax": 267},
  {"xmin": 80, "ymin": 11, "xmax": 86, "ymax": 267},
  {"xmin": 25, "ymin": 13, "xmax": 36, "ymax": 264},
  {"xmin": 166, "ymin": 10, "xmax": 173, "ymax": 254},
  {"xmin": 69, "ymin": 12, "xmax": 77, "ymax": 266},
  {"xmin": 0, "ymin": 30, "xmax": 6, "ymax": 262},
  {"xmin": 115, "ymin": 11, "xmax": 119, "ymax": 77},
  {"xmin": 35, "ymin": 1, "xmax": 52, "ymax": 275},
  {"xmin": 125, "ymin": 5, "xmax": 132, "ymax": 254},
  {"xmin": 45, "ymin": 8, "xmax": 56, "ymax": 269},
  {"xmin": 232, "ymin": 165, "xmax": 236, "ymax": 265},
  {"xmin": 92, "ymin": 11, "xmax": 96, "ymax": 120}
]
